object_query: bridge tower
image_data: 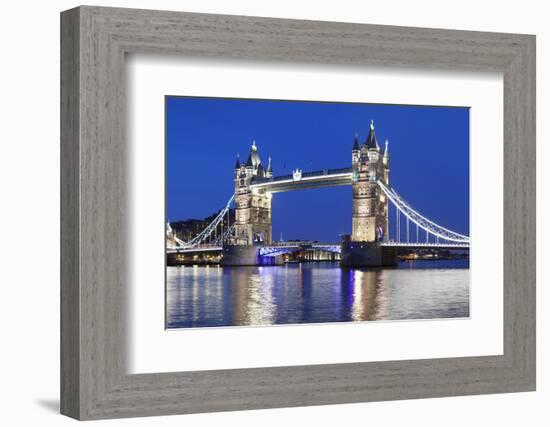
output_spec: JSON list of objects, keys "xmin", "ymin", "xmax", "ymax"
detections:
[
  {"xmin": 343, "ymin": 120, "xmax": 395, "ymax": 267},
  {"xmin": 351, "ymin": 120, "xmax": 390, "ymax": 242},
  {"xmin": 232, "ymin": 141, "xmax": 273, "ymax": 246}
]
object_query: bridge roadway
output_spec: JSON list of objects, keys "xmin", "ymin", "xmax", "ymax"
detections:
[{"xmin": 167, "ymin": 240, "xmax": 470, "ymax": 255}]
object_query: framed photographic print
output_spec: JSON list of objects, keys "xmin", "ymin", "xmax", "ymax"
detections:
[
  {"xmin": 164, "ymin": 97, "xmax": 470, "ymax": 330},
  {"xmin": 61, "ymin": 6, "xmax": 536, "ymax": 420}
]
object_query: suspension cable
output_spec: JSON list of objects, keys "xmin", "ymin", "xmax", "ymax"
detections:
[
  {"xmin": 170, "ymin": 195, "xmax": 235, "ymax": 248},
  {"xmin": 377, "ymin": 180, "xmax": 469, "ymax": 243}
]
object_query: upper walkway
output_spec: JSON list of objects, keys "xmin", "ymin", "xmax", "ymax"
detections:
[{"xmin": 250, "ymin": 167, "xmax": 352, "ymax": 193}]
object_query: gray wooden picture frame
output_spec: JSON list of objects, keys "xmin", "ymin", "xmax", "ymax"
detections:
[{"xmin": 60, "ymin": 5, "xmax": 536, "ymax": 420}]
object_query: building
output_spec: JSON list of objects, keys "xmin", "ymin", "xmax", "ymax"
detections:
[
  {"xmin": 351, "ymin": 120, "xmax": 390, "ymax": 242},
  {"xmin": 232, "ymin": 141, "xmax": 273, "ymax": 245}
]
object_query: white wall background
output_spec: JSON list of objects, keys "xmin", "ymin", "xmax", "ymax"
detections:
[{"xmin": 0, "ymin": 0, "xmax": 546, "ymax": 425}]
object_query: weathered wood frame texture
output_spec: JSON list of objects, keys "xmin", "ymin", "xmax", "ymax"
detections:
[{"xmin": 60, "ymin": 5, "xmax": 536, "ymax": 420}]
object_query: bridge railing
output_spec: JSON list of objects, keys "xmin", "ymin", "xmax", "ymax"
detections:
[
  {"xmin": 265, "ymin": 241, "xmax": 340, "ymax": 247},
  {"xmin": 251, "ymin": 167, "xmax": 352, "ymax": 185},
  {"xmin": 267, "ymin": 241, "xmax": 314, "ymax": 246},
  {"xmin": 251, "ymin": 174, "xmax": 291, "ymax": 184},
  {"xmin": 169, "ymin": 243, "xmax": 223, "ymax": 253},
  {"xmin": 382, "ymin": 240, "xmax": 470, "ymax": 248}
]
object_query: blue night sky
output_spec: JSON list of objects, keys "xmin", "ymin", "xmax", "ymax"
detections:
[{"xmin": 166, "ymin": 96, "xmax": 469, "ymax": 242}]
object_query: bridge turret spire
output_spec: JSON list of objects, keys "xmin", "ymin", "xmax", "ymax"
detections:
[
  {"xmin": 267, "ymin": 156, "xmax": 272, "ymax": 177},
  {"xmin": 245, "ymin": 153, "xmax": 254, "ymax": 168},
  {"xmin": 352, "ymin": 131, "xmax": 360, "ymax": 151},
  {"xmin": 234, "ymin": 154, "xmax": 241, "ymax": 169},
  {"xmin": 364, "ymin": 119, "xmax": 379, "ymax": 150},
  {"xmin": 383, "ymin": 139, "xmax": 389, "ymax": 165},
  {"xmin": 246, "ymin": 139, "xmax": 262, "ymax": 171},
  {"xmin": 257, "ymin": 162, "xmax": 265, "ymax": 177}
]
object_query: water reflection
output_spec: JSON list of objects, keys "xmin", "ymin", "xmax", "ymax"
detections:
[{"xmin": 166, "ymin": 260, "xmax": 469, "ymax": 329}]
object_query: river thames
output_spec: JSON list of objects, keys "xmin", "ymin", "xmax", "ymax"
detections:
[{"xmin": 166, "ymin": 260, "xmax": 469, "ymax": 329}]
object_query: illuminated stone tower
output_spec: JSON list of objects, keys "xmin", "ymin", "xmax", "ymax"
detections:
[
  {"xmin": 351, "ymin": 120, "xmax": 390, "ymax": 242},
  {"xmin": 233, "ymin": 141, "xmax": 272, "ymax": 245}
]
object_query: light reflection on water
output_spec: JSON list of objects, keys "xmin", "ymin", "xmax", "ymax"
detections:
[{"xmin": 166, "ymin": 260, "xmax": 469, "ymax": 329}]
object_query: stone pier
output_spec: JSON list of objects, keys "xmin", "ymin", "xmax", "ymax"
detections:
[
  {"xmin": 340, "ymin": 242, "xmax": 396, "ymax": 268},
  {"xmin": 220, "ymin": 245, "xmax": 282, "ymax": 266}
]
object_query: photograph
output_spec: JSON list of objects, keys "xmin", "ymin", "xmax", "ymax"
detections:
[{"xmin": 165, "ymin": 97, "xmax": 470, "ymax": 329}]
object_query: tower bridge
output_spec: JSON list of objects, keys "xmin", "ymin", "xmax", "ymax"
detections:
[{"xmin": 167, "ymin": 120, "xmax": 469, "ymax": 267}]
